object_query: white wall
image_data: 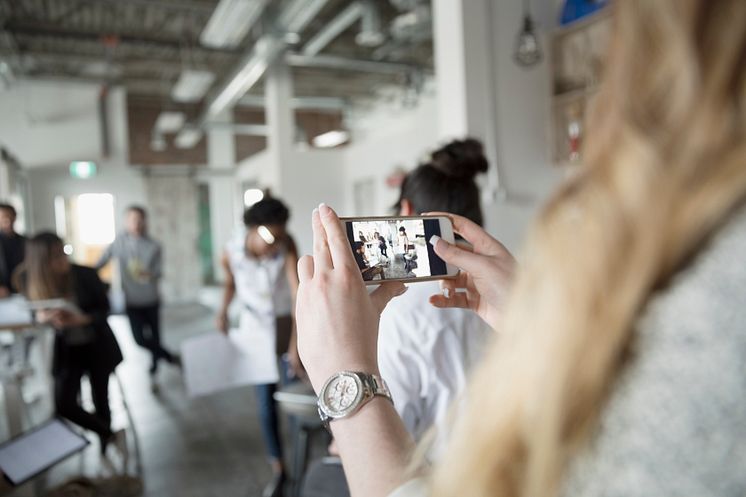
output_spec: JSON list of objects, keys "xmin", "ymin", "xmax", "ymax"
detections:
[
  {"xmin": 484, "ymin": 0, "xmax": 564, "ymax": 251},
  {"xmin": 20, "ymin": 85, "xmax": 148, "ymax": 233},
  {"xmin": 0, "ymin": 80, "xmax": 103, "ymax": 168},
  {"xmin": 338, "ymin": 0, "xmax": 564, "ymax": 253},
  {"xmin": 343, "ymin": 92, "xmax": 439, "ymax": 218}
]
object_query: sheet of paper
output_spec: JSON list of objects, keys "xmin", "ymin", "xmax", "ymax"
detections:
[
  {"xmin": 181, "ymin": 327, "xmax": 279, "ymax": 398},
  {"xmin": 0, "ymin": 295, "xmax": 32, "ymax": 327},
  {"xmin": 0, "ymin": 419, "xmax": 88, "ymax": 485}
]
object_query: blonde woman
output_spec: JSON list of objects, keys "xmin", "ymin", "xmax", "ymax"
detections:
[{"xmin": 295, "ymin": 1, "xmax": 746, "ymax": 496}]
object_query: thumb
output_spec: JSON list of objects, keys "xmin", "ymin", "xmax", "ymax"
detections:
[
  {"xmin": 429, "ymin": 235, "xmax": 484, "ymax": 273},
  {"xmin": 370, "ymin": 282, "xmax": 408, "ymax": 314}
]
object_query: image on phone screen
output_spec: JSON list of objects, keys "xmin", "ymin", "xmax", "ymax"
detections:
[{"xmin": 344, "ymin": 218, "xmax": 448, "ymax": 282}]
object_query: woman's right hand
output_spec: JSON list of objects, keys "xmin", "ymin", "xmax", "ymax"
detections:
[
  {"xmin": 427, "ymin": 213, "xmax": 517, "ymax": 331},
  {"xmin": 215, "ymin": 310, "xmax": 229, "ymax": 335}
]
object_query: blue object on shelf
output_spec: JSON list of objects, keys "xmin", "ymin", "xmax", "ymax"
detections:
[{"xmin": 560, "ymin": 0, "xmax": 609, "ymax": 26}]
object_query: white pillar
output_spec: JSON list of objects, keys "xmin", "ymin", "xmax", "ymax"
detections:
[
  {"xmin": 432, "ymin": 0, "xmax": 499, "ymax": 177},
  {"xmin": 207, "ymin": 110, "xmax": 238, "ymax": 281},
  {"xmin": 265, "ymin": 61, "xmax": 295, "ymax": 195}
]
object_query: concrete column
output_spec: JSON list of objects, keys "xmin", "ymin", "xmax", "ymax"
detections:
[
  {"xmin": 207, "ymin": 110, "xmax": 238, "ymax": 281},
  {"xmin": 432, "ymin": 0, "xmax": 499, "ymax": 185},
  {"xmin": 264, "ymin": 61, "xmax": 296, "ymax": 194}
]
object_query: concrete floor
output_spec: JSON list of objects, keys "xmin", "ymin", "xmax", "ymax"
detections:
[{"xmin": 1, "ymin": 304, "xmax": 316, "ymax": 497}]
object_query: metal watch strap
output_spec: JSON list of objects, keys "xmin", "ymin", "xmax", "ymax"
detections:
[{"xmin": 318, "ymin": 372, "xmax": 393, "ymax": 428}]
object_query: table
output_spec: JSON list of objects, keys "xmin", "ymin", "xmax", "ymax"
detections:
[{"xmin": 0, "ymin": 297, "xmax": 51, "ymax": 439}]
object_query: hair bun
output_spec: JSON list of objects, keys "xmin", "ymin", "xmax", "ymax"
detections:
[{"xmin": 430, "ymin": 138, "xmax": 488, "ymax": 179}]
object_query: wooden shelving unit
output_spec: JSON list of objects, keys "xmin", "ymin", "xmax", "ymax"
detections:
[{"xmin": 550, "ymin": 9, "xmax": 611, "ymax": 166}]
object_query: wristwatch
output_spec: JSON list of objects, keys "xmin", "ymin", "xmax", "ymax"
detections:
[{"xmin": 317, "ymin": 371, "xmax": 393, "ymax": 428}]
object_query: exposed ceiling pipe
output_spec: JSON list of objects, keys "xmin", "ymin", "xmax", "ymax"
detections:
[
  {"xmin": 204, "ymin": 122, "xmax": 269, "ymax": 135},
  {"xmin": 301, "ymin": 2, "xmax": 366, "ymax": 56},
  {"xmin": 204, "ymin": 35, "xmax": 286, "ymax": 120},
  {"xmin": 238, "ymin": 94, "xmax": 347, "ymax": 111},
  {"xmin": 278, "ymin": 0, "xmax": 332, "ymax": 35},
  {"xmin": 286, "ymin": 53, "xmax": 419, "ymax": 74}
]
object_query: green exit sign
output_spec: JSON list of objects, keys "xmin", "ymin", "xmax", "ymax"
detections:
[{"xmin": 69, "ymin": 161, "xmax": 97, "ymax": 179}]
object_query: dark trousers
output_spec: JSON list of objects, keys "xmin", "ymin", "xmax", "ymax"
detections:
[
  {"xmin": 126, "ymin": 303, "xmax": 173, "ymax": 371},
  {"xmin": 55, "ymin": 364, "xmax": 112, "ymax": 449},
  {"xmin": 254, "ymin": 316, "xmax": 293, "ymax": 462},
  {"xmin": 255, "ymin": 382, "xmax": 282, "ymax": 460}
]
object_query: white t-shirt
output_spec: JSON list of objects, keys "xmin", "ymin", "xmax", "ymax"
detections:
[
  {"xmin": 378, "ymin": 281, "xmax": 492, "ymax": 442},
  {"xmin": 226, "ymin": 233, "xmax": 293, "ymax": 321}
]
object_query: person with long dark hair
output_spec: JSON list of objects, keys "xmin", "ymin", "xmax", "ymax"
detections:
[{"xmin": 17, "ymin": 232, "xmax": 126, "ymax": 470}]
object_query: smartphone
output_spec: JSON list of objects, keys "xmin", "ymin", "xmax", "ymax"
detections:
[{"xmin": 340, "ymin": 215, "xmax": 459, "ymax": 284}]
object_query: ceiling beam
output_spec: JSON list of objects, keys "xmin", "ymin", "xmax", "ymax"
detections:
[{"xmin": 3, "ymin": 20, "xmax": 239, "ymax": 55}]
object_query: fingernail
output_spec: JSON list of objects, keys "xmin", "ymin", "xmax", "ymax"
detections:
[
  {"xmin": 312, "ymin": 207, "xmax": 319, "ymax": 215},
  {"xmin": 442, "ymin": 288, "xmax": 450, "ymax": 299},
  {"xmin": 429, "ymin": 235, "xmax": 441, "ymax": 247}
]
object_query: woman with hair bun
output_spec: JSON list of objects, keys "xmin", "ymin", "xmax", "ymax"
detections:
[{"xmin": 377, "ymin": 138, "xmax": 506, "ymax": 445}]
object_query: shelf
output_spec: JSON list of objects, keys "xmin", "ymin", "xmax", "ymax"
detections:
[
  {"xmin": 552, "ymin": 85, "xmax": 600, "ymax": 106},
  {"xmin": 553, "ymin": 8, "xmax": 612, "ymax": 38}
]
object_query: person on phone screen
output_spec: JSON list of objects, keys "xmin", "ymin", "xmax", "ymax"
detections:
[
  {"xmin": 0, "ymin": 203, "xmax": 26, "ymax": 298},
  {"xmin": 379, "ymin": 139, "xmax": 494, "ymax": 446},
  {"xmin": 215, "ymin": 196, "xmax": 300, "ymax": 497},
  {"xmin": 16, "ymin": 232, "xmax": 127, "ymax": 470},
  {"xmin": 96, "ymin": 205, "xmax": 178, "ymax": 392},
  {"xmin": 376, "ymin": 232, "xmax": 388, "ymax": 258}
]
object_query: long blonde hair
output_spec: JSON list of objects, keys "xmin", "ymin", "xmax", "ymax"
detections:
[
  {"xmin": 18, "ymin": 232, "xmax": 72, "ymax": 301},
  {"xmin": 432, "ymin": 1, "xmax": 746, "ymax": 496}
]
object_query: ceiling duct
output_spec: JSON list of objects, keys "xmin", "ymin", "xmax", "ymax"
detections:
[
  {"xmin": 200, "ymin": 0, "xmax": 269, "ymax": 49},
  {"xmin": 390, "ymin": 4, "xmax": 432, "ymax": 43},
  {"xmin": 302, "ymin": 2, "xmax": 366, "ymax": 56}
]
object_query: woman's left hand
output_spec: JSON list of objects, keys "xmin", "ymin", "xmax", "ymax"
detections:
[
  {"xmin": 296, "ymin": 204, "xmax": 407, "ymax": 392},
  {"xmin": 38, "ymin": 309, "xmax": 91, "ymax": 328}
]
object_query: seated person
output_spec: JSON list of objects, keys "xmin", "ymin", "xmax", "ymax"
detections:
[{"xmin": 353, "ymin": 242, "xmax": 383, "ymax": 281}]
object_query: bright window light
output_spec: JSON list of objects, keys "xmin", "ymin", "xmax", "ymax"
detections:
[
  {"xmin": 76, "ymin": 193, "xmax": 115, "ymax": 245},
  {"xmin": 312, "ymin": 130, "xmax": 350, "ymax": 148},
  {"xmin": 244, "ymin": 188, "xmax": 264, "ymax": 207}
]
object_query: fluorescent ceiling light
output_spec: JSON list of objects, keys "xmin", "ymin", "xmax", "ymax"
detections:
[
  {"xmin": 154, "ymin": 111, "xmax": 186, "ymax": 133},
  {"xmin": 312, "ymin": 130, "xmax": 350, "ymax": 148},
  {"xmin": 174, "ymin": 128, "xmax": 203, "ymax": 149},
  {"xmin": 172, "ymin": 70, "xmax": 215, "ymax": 103},
  {"xmin": 200, "ymin": 0, "xmax": 268, "ymax": 49}
]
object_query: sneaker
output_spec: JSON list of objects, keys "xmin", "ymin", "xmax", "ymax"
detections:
[
  {"xmin": 150, "ymin": 371, "xmax": 160, "ymax": 394},
  {"xmin": 111, "ymin": 429, "xmax": 129, "ymax": 473},
  {"xmin": 262, "ymin": 471, "xmax": 285, "ymax": 497}
]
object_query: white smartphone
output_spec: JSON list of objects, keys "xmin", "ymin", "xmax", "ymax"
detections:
[{"xmin": 340, "ymin": 215, "xmax": 459, "ymax": 285}]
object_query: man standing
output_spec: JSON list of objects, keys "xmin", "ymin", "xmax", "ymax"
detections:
[
  {"xmin": 0, "ymin": 203, "xmax": 25, "ymax": 298},
  {"xmin": 97, "ymin": 206, "xmax": 178, "ymax": 391}
]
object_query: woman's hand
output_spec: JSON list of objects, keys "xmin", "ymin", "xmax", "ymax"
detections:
[
  {"xmin": 215, "ymin": 310, "xmax": 229, "ymax": 335},
  {"xmin": 37, "ymin": 309, "xmax": 91, "ymax": 328},
  {"xmin": 427, "ymin": 212, "xmax": 517, "ymax": 331},
  {"xmin": 296, "ymin": 204, "xmax": 407, "ymax": 392}
]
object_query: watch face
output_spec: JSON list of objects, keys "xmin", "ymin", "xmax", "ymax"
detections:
[{"xmin": 320, "ymin": 372, "xmax": 363, "ymax": 418}]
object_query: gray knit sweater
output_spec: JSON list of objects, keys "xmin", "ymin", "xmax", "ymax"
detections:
[
  {"xmin": 391, "ymin": 204, "xmax": 746, "ymax": 497},
  {"xmin": 561, "ymin": 205, "xmax": 746, "ymax": 497}
]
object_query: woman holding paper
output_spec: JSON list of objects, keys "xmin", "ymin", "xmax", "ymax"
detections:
[
  {"xmin": 216, "ymin": 196, "xmax": 300, "ymax": 497},
  {"xmin": 16, "ymin": 232, "xmax": 126, "ymax": 471}
]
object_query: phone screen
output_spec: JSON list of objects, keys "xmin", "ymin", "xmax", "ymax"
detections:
[{"xmin": 344, "ymin": 218, "xmax": 448, "ymax": 282}]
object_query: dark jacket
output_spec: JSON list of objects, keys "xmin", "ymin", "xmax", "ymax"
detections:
[
  {"xmin": 0, "ymin": 232, "xmax": 25, "ymax": 292},
  {"xmin": 52, "ymin": 265, "xmax": 123, "ymax": 375}
]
